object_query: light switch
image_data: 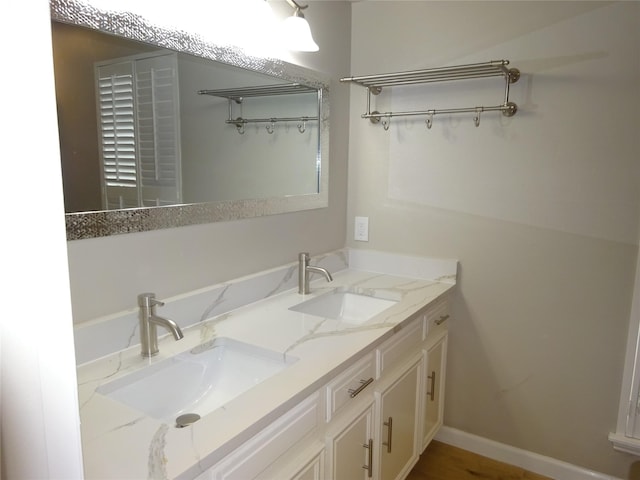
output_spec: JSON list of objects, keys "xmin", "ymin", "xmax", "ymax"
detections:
[{"xmin": 354, "ymin": 216, "xmax": 369, "ymax": 242}]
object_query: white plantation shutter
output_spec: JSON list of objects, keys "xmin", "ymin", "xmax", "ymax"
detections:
[
  {"xmin": 135, "ymin": 55, "xmax": 182, "ymax": 207},
  {"xmin": 95, "ymin": 52, "xmax": 182, "ymax": 210},
  {"xmin": 96, "ymin": 61, "xmax": 138, "ymax": 209}
]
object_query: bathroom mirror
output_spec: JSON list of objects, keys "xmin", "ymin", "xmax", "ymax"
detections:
[{"xmin": 51, "ymin": 0, "xmax": 329, "ymax": 240}]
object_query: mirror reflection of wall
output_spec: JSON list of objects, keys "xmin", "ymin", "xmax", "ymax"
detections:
[
  {"xmin": 51, "ymin": 21, "xmax": 320, "ymax": 214},
  {"xmin": 180, "ymin": 58, "xmax": 320, "ymax": 204}
]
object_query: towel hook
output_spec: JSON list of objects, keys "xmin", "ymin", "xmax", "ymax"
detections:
[
  {"xmin": 473, "ymin": 108, "xmax": 482, "ymax": 127},
  {"xmin": 233, "ymin": 118, "xmax": 245, "ymax": 135},
  {"xmin": 297, "ymin": 119, "xmax": 307, "ymax": 134},
  {"xmin": 425, "ymin": 112, "xmax": 434, "ymax": 130},
  {"xmin": 381, "ymin": 115, "xmax": 391, "ymax": 131},
  {"xmin": 266, "ymin": 119, "xmax": 276, "ymax": 134}
]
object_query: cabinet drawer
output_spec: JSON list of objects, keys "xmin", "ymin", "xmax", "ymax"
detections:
[
  {"xmin": 211, "ymin": 392, "xmax": 320, "ymax": 480},
  {"xmin": 423, "ymin": 297, "xmax": 450, "ymax": 339},
  {"xmin": 325, "ymin": 353, "xmax": 375, "ymax": 421},
  {"xmin": 377, "ymin": 320, "xmax": 421, "ymax": 377}
]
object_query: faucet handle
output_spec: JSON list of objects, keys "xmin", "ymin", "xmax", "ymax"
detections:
[{"xmin": 138, "ymin": 292, "xmax": 165, "ymax": 308}]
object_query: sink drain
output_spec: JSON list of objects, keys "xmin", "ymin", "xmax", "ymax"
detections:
[{"xmin": 176, "ymin": 413, "xmax": 201, "ymax": 428}]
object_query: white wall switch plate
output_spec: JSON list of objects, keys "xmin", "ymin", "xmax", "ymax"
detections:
[{"xmin": 354, "ymin": 216, "xmax": 369, "ymax": 241}]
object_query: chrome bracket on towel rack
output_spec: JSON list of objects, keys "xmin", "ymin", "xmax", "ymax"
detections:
[{"xmin": 340, "ymin": 60, "xmax": 520, "ymax": 130}]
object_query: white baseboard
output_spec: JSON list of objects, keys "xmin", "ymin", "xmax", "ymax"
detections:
[{"xmin": 434, "ymin": 426, "xmax": 623, "ymax": 480}]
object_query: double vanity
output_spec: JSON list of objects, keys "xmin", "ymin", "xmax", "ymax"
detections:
[{"xmin": 76, "ymin": 249, "xmax": 456, "ymax": 479}]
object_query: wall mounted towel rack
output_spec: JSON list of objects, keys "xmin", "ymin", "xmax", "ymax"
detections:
[
  {"xmin": 198, "ymin": 83, "xmax": 320, "ymax": 134},
  {"xmin": 340, "ymin": 60, "xmax": 520, "ymax": 130}
]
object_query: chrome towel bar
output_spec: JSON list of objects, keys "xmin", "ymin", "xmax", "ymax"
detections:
[{"xmin": 341, "ymin": 60, "xmax": 520, "ymax": 130}]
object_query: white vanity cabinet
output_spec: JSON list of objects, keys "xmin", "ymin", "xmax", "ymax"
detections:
[
  {"xmin": 375, "ymin": 354, "xmax": 422, "ymax": 480},
  {"xmin": 198, "ymin": 393, "xmax": 322, "ymax": 480},
  {"xmin": 323, "ymin": 352, "xmax": 377, "ymax": 480},
  {"xmin": 323, "ymin": 300, "xmax": 448, "ymax": 480},
  {"xmin": 421, "ymin": 334, "xmax": 447, "ymax": 451},
  {"xmin": 325, "ymin": 353, "xmax": 376, "ymax": 422},
  {"xmin": 420, "ymin": 297, "xmax": 449, "ymax": 451},
  {"xmin": 257, "ymin": 443, "xmax": 326, "ymax": 480},
  {"xmin": 368, "ymin": 313, "xmax": 425, "ymax": 480},
  {"xmin": 288, "ymin": 449, "xmax": 325, "ymax": 480},
  {"xmin": 326, "ymin": 400, "xmax": 375, "ymax": 479},
  {"xmin": 324, "ymin": 354, "xmax": 422, "ymax": 480},
  {"xmin": 196, "ymin": 293, "xmax": 451, "ymax": 480}
]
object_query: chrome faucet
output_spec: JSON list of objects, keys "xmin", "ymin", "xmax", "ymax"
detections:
[
  {"xmin": 138, "ymin": 293, "xmax": 184, "ymax": 357},
  {"xmin": 298, "ymin": 252, "xmax": 333, "ymax": 294}
]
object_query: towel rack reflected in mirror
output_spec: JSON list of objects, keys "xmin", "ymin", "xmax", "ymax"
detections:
[{"xmin": 198, "ymin": 83, "xmax": 320, "ymax": 135}]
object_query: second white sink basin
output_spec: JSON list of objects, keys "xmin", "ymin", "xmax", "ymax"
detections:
[
  {"xmin": 290, "ymin": 289, "xmax": 398, "ymax": 325},
  {"xmin": 97, "ymin": 337, "xmax": 297, "ymax": 423}
]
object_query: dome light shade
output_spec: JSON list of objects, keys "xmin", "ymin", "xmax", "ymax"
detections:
[
  {"xmin": 282, "ymin": 15, "xmax": 319, "ymax": 52},
  {"xmin": 282, "ymin": 1, "xmax": 319, "ymax": 52}
]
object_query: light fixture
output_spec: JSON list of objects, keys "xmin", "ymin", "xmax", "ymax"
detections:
[{"xmin": 282, "ymin": 0, "xmax": 319, "ymax": 52}]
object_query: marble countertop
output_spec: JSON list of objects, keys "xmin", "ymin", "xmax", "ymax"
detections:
[{"xmin": 77, "ymin": 257, "xmax": 455, "ymax": 479}]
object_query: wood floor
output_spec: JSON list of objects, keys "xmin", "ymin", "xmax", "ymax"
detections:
[{"xmin": 406, "ymin": 441, "xmax": 553, "ymax": 480}]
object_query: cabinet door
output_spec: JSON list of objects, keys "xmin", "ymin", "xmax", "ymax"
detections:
[
  {"xmin": 329, "ymin": 402, "xmax": 375, "ymax": 480},
  {"xmin": 377, "ymin": 356, "xmax": 421, "ymax": 480},
  {"xmin": 421, "ymin": 333, "xmax": 447, "ymax": 451}
]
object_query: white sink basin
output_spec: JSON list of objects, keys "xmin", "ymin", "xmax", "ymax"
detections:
[
  {"xmin": 289, "ymin": 290, "xmax": 398, "ymax": 325},
  {"xmin": 97, "ymin": 337, "xmax": 297, "ymax": 423}
]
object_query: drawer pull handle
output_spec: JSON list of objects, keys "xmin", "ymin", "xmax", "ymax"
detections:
[
  {"xmin": 383, "ymin": 416, "xmax": 393, "ymax": 453},
  {"xmin": 427, "ymin": 371, "xmax": 436, "ymax": 401},
  {"xmin": 362, "ymin": 439, "xmax": 373, "ymax": 477},
  {"xmin": 348, "ymin": 377, "xmax": 374, "ymax": 398},
  {"xmin": 435, "ymin": 314, "xmax": 450, "ymax": 325}
]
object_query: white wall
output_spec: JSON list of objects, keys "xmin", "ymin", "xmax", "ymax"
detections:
[
  {"xmin": 66, "ymin": 1, "xmax": 352, "ymax": 323},
  {"xmin": 347, "ymin": 1, "xmax": 639, "ymax": 477},
  {"xmin": 1, "ymin": 0, "xmax": 84, "ymax": 478}
]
